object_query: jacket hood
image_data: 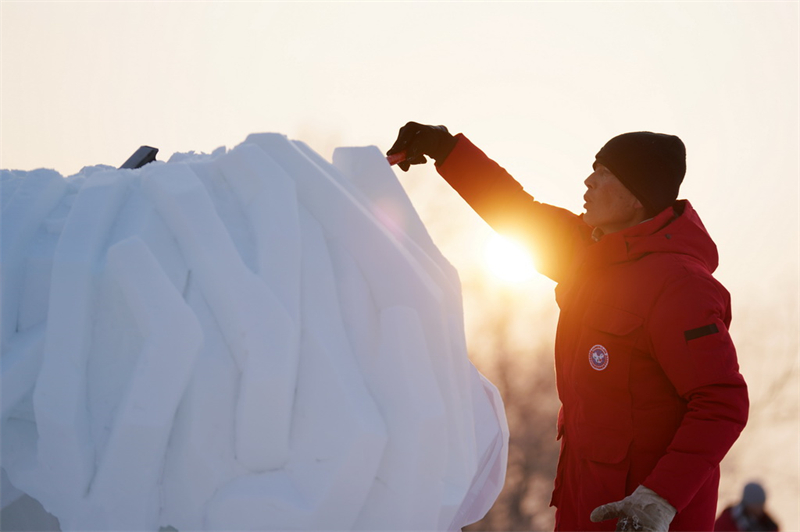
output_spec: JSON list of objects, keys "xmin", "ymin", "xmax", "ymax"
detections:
[{"xmin": 587, "ymin": 200, "xmax": 719, "ymax": 273}]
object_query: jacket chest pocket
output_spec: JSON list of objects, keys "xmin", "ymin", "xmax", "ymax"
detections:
[
  {"xmin": 574, "ymin": 305, "xmax": 644, "ymax": 431},
  {"xmin": 584, "ymin": 303, "xmax": 644, "ymax": 357}
]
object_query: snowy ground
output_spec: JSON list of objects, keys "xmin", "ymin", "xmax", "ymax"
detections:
[{"xmin": 0, "ymin": 134, "xmax": 509, "ymax": 531}]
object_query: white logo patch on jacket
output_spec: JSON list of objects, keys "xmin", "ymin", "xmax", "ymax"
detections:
[{"xmin": 589, "ymin": 344, "xmax": 609, "ymax": 371}]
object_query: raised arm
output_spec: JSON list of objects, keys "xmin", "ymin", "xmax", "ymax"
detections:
[
  {"xmin": 439, "ymin": 134, "xmax": 592, "ymax": 282},
  {"xmin": 387, "ymin": 123, "xmax": 592, "ymax": 282}
]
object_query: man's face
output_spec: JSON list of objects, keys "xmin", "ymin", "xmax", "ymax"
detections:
[{"xmin": 583, "ymin": 163, "xmax": 646, "ymax": 234}]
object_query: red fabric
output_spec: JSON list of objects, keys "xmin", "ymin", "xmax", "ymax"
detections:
[
  {"xmin": 437, "ymin": 135, "xmax": 749, "ymax": 531},
  {"xmin": 714, "ymin": 506, "xmax": 780, "ymax": 531},
  {"xmin": 715, "ymin": 508, "xmax": 740, "ymax": 531}
]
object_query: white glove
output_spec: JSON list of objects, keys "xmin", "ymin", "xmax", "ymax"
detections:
[{"xmin": 590, "ymin": 485, "xmax": 677, "ymax": 532}]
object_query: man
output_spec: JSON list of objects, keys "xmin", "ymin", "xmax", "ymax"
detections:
[
  {"xmin": 715, "ymin": 482, "xmax": 779, "ymax": 531},
  {"xmin": 387, "ymin": 123, "xmax": 749, "ymax": 532}
]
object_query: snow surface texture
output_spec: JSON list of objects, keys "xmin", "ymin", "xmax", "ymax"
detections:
[{"xmin": 0, "ymin": 134, "xmax": 509, "ymax": 531}]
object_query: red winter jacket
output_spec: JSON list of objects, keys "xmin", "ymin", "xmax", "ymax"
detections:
[{"xmin": 436, "ymin": 135, "xmax": 749, "ymax": 531}]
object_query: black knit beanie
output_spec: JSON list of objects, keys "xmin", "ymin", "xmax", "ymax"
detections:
[{"xmin": 594, "ymin": 132, "xmax": 686, "ymax": 218}]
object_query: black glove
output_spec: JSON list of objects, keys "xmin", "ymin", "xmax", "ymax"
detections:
[{"xmin": 386, "ymin": 122, "xmax": 458, "ymax": 171}]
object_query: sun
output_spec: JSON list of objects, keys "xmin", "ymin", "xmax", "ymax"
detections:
[{"xmin": 483, "ymin": 233, "xmax": 536, "ymax": 283}]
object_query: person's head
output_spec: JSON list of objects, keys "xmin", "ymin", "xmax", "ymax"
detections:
[
  {"xmin": 584, "ymin": 131, "xmax": 686, "ymax": 234},
  {"xmin": 741, "ymin": 482, "xmax": 767, "ymax": 517}
]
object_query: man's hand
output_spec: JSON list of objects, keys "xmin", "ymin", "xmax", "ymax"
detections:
[
  {"xmin": 386, "ymin": 122, "xmax": 457, "ymax": 171},
  {"xmin": 590, "ymin": 485, "xmax": 677, "ymax": 532}
]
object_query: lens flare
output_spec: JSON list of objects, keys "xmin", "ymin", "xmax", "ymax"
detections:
[{"xmin": 483, "ymin": 234, "xmax": 536, "ymax": 283}]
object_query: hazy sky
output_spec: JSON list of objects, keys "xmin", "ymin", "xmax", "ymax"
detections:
[
  {"xmin": 3, "ymin": 2, "xmax": 798, "ymax": 299},
  {"xmin": 2, "ymin": 0, "xmax": 799, "ymax": 526}
]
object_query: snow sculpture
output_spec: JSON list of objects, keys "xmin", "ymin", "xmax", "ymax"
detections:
[{"xmin": 0, "ymin": 134, "xmax": 508, "ymax": 531}]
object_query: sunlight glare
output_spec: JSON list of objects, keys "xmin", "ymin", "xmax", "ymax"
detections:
[{"xmin": 484, "ymin": 234, "xmax": 536, "ymax": 283}]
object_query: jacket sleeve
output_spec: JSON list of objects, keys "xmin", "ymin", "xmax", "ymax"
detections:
[
  {"xmin": 642, "ymin": 272, "xmax": 749, "ymax": 511},
  {"xmin": 436, "ymin": 134, "xmax": 592, "ymax": 283}
]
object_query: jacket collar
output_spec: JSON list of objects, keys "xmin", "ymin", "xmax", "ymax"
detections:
[{"xmin": 581, "ymin": 200, "xmax": 718, "ymax": 272}]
